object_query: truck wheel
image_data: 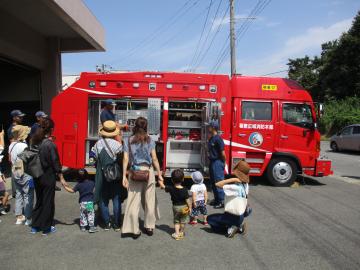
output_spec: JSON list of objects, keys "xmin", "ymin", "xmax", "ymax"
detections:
[
  {"xmin": 266, "ymin": 158, "xmax": 297, "ymax": 187},
  {"xmin": 330, "ymin": 142, "xmax": 338, "ymax": 152}
]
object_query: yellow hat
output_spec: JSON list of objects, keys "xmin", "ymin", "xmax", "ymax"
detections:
[{"xmin": 99, "ymin": 121, "xmax": 120, "ymax": 138}]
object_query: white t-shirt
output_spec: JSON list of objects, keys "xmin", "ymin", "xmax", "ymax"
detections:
[
  {"xmin": 190, "ymin": 183, "xmax": 207, "ymax": 202},
  {"xmin": 9, "ymin": 141, "xmax": 27, "ymax": 165}
]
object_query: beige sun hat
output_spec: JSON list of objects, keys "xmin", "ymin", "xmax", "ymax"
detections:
[
  {"xmin": 12, "ymin": 125, "xmax": 31, "ymax": 141},
  {"xmin": 232, "ymin": 160, "xmax": 251, "ymax": 183},
  {"xmin": 99, "ymin": 120, "xmax": 120, "ymax": 138}
]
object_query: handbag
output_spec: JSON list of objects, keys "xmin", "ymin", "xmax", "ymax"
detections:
[
  {"xmin": 128, "ymin": 137, "xmax": 149, "ymax": 182},
  {"xmin": 224, "ymin": 184, "xmax": 247, "ymax": 216},
  {"xmin": 100, "ymin": 139, "xmax": 122, "ymax": 182}
]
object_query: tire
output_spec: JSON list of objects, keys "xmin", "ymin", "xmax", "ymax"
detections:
[
  {"xmin": 330, "ymin": 141, "xmax": 339, "ymax": 152},
  {"xmin": 266, "ymin": 158, "xmax": 297, "ymax": 187}
]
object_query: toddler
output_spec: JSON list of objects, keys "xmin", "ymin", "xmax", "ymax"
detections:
[
  {"xmin": 158, "ymin": 169, "xmax": 192, "ymax": 240},
  {"xmin": 63, "ymin": 169, "xmax": 98, "ymax": 233},
  {"xmin": 189, "ymin": 171, "xmax": 208, "ymax": 225}
]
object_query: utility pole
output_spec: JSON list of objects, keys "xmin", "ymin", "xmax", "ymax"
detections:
[{"xmin": 229, "ymin": 0, "xmax": 236, "ymax": 76}]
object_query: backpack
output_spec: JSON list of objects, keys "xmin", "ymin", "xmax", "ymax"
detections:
[
  {"xmin": 9, "ymin": 143, "xmax": 24, "ymax": 179},
  {"xmin": 98, "ymin": 139, "xmax": 122, "ymax": 182},
  {"xmin": 18, "ymin": 145, "xmax": 44, "ymax": 178}
]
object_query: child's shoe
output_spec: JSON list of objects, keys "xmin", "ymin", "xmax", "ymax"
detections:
[
  {"xmin": 89, "ymin": 226, "xmax": 98, "ymax": 233},
  {"xmin": 189, "ymin": 220, "xmax": 198, "ymax": 226},
  {"xmin": 171, "ymin": 233, "xmax": 183, "ymax": 240},
  {"xmin": 80, "ymin": 226, "xmax": 87, "ymax": 232},
  {"xmin": 42, "ymin": 226, "xmax": 57, "ymax": 236},
  {"xmin": 203, "ymin": 221, "xmax": 209, "ymax": 226}
]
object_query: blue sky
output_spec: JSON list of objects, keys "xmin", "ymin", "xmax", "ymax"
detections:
[{"xmin": 62, "ymin": 0, "xmax": 359, "ymax": 77}]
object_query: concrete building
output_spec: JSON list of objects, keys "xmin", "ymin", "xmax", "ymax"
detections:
[{"xmin": 0, "ymin": 0, "xmax": 105, "ymax": 132}]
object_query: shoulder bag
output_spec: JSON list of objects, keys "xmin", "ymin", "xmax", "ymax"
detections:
[
  {"xmin": 224, "ymin": 183, "xmax": 247, "ymax": 216},
  {"xmin": 128, "ymin": 137, "xmax": 149, "ymax": 182}
]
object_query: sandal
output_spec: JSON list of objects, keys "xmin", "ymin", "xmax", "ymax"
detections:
[{"xmin": 171, "ymin": 233, "xmax": 183, "ymax": 240}]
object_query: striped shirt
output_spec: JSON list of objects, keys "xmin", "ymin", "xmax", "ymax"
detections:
[{"xmin": 92, "ymin": 138, "xmax": 122, "ymax": 160}]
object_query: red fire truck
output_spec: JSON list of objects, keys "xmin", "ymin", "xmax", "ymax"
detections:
[{"xmin": 51, "ymin": 71, "xmax": 332, "ymax": 186}]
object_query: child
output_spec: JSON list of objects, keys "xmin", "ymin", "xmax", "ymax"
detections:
[
  {"xmin": 158, "ymin": 169, "xmax": 192, "ymax": 240},
  {"xmin": 0, "ymin": 176, "xmax": 10, "ymax": 215},
  {"xmin": 62, "ymin": 169, "xmax": 98, "ymax": 233},
  {"xmin": 189, "ymin": 171, "xmax": 208, "ymax": 225}
]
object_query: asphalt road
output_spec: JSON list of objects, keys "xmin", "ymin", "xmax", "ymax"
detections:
[
  {"xmin": 1, "ymin": 146, "xmax": 360, "ymax": 270},
  {"xmin": 320, "ymin": 141, "xmax": 360, "ymax": 180}
]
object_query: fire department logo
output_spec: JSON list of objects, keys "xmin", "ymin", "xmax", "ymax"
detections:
[{"xmin": 248, "ymin": 132, "xmax": 263, "ymax": 147}]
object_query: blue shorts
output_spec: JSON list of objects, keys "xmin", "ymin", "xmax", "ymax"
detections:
[{"xmin": 191, "ymin": 200, "xmax": 207, "ymax": 217}]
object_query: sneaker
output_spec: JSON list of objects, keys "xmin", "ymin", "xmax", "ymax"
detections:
[
  {"xmin": 213, "ymin": 203, "xmax": 224, "ymax": 209},
  {"xmin": 55, "ymin": 186, "xmax": 61, "ymax": 191},
  {"xmin": 15, "ymin": 216, "xmax": 25, "ymax": 225},
  {"xmin": 244, "ymin": 207, "xmax": 252, "ymax": 218},
  {"xmin": 25, "ymin": 219, "xmax": 32, "ymax": 226},
  {"xmin": 104, "ymin": 223, "xmax": 111, "ymax": 231},
  {"xmin": 171, "ymin": 233, "xmax": 183, "ymax": 240},
  {"xmin": 80, "ymin": 226, "xmax": 87, "ymax": 232},
  {"xmin": 1, "ymin": 210, "xmax": 7, "ymax": 215},
  {"xmin": 209, "ymin": 200, "xmax": 217, "ymax": 206},
  {"xmin": 30, "ymin": 227, "xmax": 40, "ymax": 234},
  {"xmin": 239, "ymin": 222, "xmax": 247, "ymax": 235},
  {"xmin": 89, "ymin": 227, "xmax": 98, "ymax": 233},
  {"xmin": 113, "ymin": 225, "xmax": 121, "ymax": 232},
  {"xmin": 203, "ymin": 221, "xmax": 209, "ymax": 226},
  {"xmin": 189, "ymin": 220, "xmax": 198, "ymax": 226},
  {"xmin": 226, "ymin": 226, "xmax": 239, "ymax": 238},
  {"xmin": 42, "ymin": 226, "xmax": 57, "ymax": 236}
]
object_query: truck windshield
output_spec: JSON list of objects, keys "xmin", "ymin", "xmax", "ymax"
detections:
[{"xmin": 283, "ymin": 103, "xmax": 314, "ymax": 128}]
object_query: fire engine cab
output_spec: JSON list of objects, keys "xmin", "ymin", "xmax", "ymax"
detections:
[{"xmin": 52, "ymin": 71, "xmax": 332, "ymax": 186}]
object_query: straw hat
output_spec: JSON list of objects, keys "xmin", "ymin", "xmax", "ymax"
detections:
[
  {"xmin": 232, "ymin": 160, "xmax": 251, "ymax": 183},
  {"xmin": 99, "ymin": 120, "xmax": 120, "ymax": 138},
  {"xmin": 12, "ymin": 125, "xmax": 31, "ymax": 141}
]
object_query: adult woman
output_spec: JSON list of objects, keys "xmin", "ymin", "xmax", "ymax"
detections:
[
  {"xmin": 31, "ymin": 118, "xmax": 66, "ymax": 235},
  {"xmin": 122, "ymin": 117, "xmax": 163, "ymax": 238},
  {"xmin": 207, "ymin": 160, "xmax": 251, "ymax": 238},
  {"xmin": 93, "ymin": 120, "xmax": 123, "ymax": 231},
  {"xmin": 8, "ymin": 125, "xmax": 34, "ymax": 225}
]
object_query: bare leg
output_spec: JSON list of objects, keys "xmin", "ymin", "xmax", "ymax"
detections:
[{"xmin": 174, "ymin": 223, "xmax": 180, "ymax": 235}]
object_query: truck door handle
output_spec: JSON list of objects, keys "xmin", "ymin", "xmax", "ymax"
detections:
[
  {"xmin": 280, "ymin": 135, "xmax": 288, "ymax": 139},
  {"xmin": 238, "ymin": 133, "xmax": 246, "ymax": 137}
]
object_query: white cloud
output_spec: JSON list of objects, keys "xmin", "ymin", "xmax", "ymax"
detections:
[{"xmin": 239, "ymin": 18, "xmax": 353, "ymax": 76}]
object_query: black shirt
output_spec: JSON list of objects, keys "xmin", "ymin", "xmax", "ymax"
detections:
[
  {"xmin": 165, "ymin": 185, "xmax": 189, "ymax": 206},
  {"xmin": 73, "ymin": 179, "xmax": 95, "ymax": 203},
  {"xmin": 39, "ymin": 138, "xmax": 62, "ymax": 173}
]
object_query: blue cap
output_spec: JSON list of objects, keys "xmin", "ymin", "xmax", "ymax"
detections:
[
  {"xmin": 103, "ymin": 99, "xmax": 115, "ymax": 105},
  {"xmin": 209, "ymin": 120, "xmax": 219, "ymax": 130},
  {"xmin": 10, "ymin": 110, "xmax": 25, "ymax": 117},
  {"xmin": 35, "ymin": 111, "xmax": 48, "ymax": 118}
]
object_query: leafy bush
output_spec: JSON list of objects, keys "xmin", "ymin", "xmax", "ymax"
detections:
[{"xmin": 319, "ymin": 97, "xmax": 360, "ymax": 135}]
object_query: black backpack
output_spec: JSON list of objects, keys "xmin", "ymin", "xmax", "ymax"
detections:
[{"xmin": 18, "ymin": 145, "xmax": 44, "ymax": 178}]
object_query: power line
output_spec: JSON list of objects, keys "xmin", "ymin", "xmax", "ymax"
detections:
[
  {"xmin": 109, "ymin": 0, "xmax": 199, "ymax": 67},
  {"xmin": 261, "ymin": 69, "xmax": 289, "ymax": 76},
  {"xmin": 190, "ymin": 0, "xmax": 225, "ymax": 71},
  {"xmin": 188, "ymin": 0, "xmax": 214, "ymax": 70}
]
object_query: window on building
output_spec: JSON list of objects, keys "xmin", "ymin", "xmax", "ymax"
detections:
[
  {"xmin": 282, "ymin": 103, "xmax": 314, "ymax": 128},
  {"xmin": 241, "ymin": 101, "xmax": 272, "ymax": 121}
]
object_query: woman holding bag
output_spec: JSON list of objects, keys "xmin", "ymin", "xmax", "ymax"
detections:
[
  {"xmin": 207, "ymin": 160, "xmax": 251, "ymax": 238},
  {"xmin": 122, "ymin": 117, "xmax": 162, "ymax": 239}
]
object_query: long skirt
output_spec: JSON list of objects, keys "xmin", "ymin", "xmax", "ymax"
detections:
[{"xmin": 32, "ymin": 170, "xmax": 56, "ymax": 230}]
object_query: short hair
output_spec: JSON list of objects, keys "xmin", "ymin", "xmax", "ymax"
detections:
[{"xmin": 171, "ymin": 169, "xmax": 184, "ymax": 184}]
